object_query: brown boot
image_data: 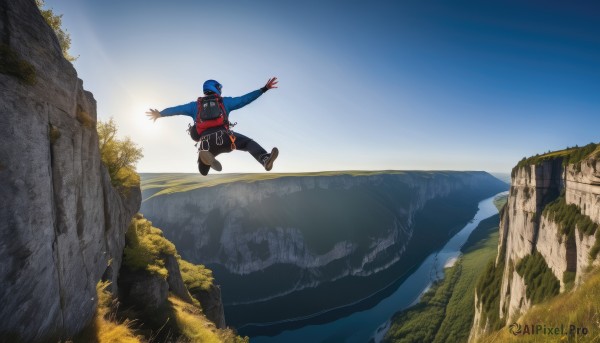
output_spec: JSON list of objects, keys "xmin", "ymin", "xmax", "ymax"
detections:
[
  {"xmin": 261, "ymin": 148, "xmax": 279, "ymax": 171},
  {"xmin": 199, "ymin": 150, "xmax": 222, "ymax": 171}
]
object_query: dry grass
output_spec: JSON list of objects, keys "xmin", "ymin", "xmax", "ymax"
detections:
[
  {"xmin": 76, "ymin": 105, "xmax": 95, "ymax": 129},
  {"xmin": 70, "ymin": 284, "xmax": 245, "ymax": 343},
  {"xmin": 478, "ymin": 266, "xmax": 600, "ymax": 342},
  {"xmin": 169, "ymin": 296, "xmax": 222, "ymax": 343},
  {"xmin": 70, "ymin": 218, "xmax": 242, "ymax": 343},
  {"xmin": 169, "ymin": 296, "xmax": 248, "ymax": 343},
  {"xmin": 93, "ymin": 281, "xmax": 141, "ymax": 343},
  {"xmin": 70, "ymin": 281, "xmax": 141, "ymax": 343}
]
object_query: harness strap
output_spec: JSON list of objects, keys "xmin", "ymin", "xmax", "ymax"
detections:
[
  {"xmin": 198, "ymin": 129, "xmax": 237, "ymax": 150},
  {"xmin": 228, "ymin": 131, "xmax": 237, "ymax": 150},
  {"xmin": 199, "ymin": 135, "xmax": 209, "ymax": 151}
]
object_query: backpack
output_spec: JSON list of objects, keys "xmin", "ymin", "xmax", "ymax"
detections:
[
  {"xmin": 194, "ymin": 94, "xmax": 229, "ymax": 138},
  {"xmin": 198, "ymin": 94, "xmax": 226, "ymax": 122}
]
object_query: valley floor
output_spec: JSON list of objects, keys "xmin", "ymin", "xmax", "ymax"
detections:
[{"xmin": 383, "ymin": 214, "xmax": 500, "ymax": 343}]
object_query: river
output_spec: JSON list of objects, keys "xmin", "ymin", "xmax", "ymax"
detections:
[{"xmin": 248, "ymin": 191, "xmax": 506, "ymax": 343}]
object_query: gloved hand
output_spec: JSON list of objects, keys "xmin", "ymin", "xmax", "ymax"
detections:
[{"xmin": 261, "ymin": 77, "xmax": 278, "ymax": 93}]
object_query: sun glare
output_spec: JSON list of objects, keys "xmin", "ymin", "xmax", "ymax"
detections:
[{"xmin": 131, "ymin": 101, "xmax": 160, "ymax": 135}]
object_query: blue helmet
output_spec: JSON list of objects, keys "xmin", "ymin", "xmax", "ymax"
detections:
[{"xmin": 203, "ymin": 79, "xmax": 222, "ymax": 95}]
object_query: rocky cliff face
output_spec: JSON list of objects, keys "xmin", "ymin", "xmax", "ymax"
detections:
[
  {"xmin": 141, "ymin": 171, "xmax": 506, "ymax": 313},
  {"xmin": 191, "ymin": 284, "xmax": 227, "ymax": 329},
  {"xmin": 497, "ymin": 160, "xmax": 563, "ymax": 321},
  {"xmin": 470, "ymin": 150, "xmax": 600, "ymax": 342},
  {"xmin": 0, "ymin": 0, "xmax": 140, "ymax": 341}
]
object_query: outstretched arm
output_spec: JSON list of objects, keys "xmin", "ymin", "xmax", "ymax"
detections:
[
  {"xmin": 146, "ymin": 102, "xmax": 197, "ymax": 122},
  {"xmin": 225, "ymin": 77, "xmax": 279, "ymax": 112}
]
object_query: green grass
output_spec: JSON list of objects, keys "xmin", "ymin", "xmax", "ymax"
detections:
[
  {"xmin": 563, "ymin": 271, "xmax": 576, "ymax": 292},
  {"xmin": 515, "ymin": 251, "xmax": 560, "ymax": 305},
  {"xmin": 591, "ymin": 230, "xmax": 600, "ymax": 261},
  {"xmin": 384, "ymin": 262, "xmax": 463, "ymax": 343},
  {"xmin": 141, "ymin": 171, "xmax": 405, "ymax": 200},
  {"xmin": 123, "ymin": 214, "xmax": 177, "ymax": 278},
  {"xmin": 543, "ymin": 196, "xmax": 599, "ymax": 241},
  {"xmin": 479, "ymin": 266, "xmax": 600, "ymax": 343},
  {"xmin": 179, "ymin": 259, "xmax": 213, "ymax": 292},
  {"xmin": 117, "ymin": 214, "xmax": 245, "ymax": 342},
  {"xmin": 543, "ymin": 195, "xmax": 600, "ymax": 261},
  {"xmin": 511, "ymin": 143, "xmax": 599, "ymax": 176},
  {"xmin": 476, "ymin": 258, "xmax": 506, "ymax": 332},
  {"xmin": 493, "ymin": 194, "xmax": 508, "ymax": 213},
  {"xmin": 139, "ymin": 170, "xmax": 484, "ymax": 201},
  {"xmin": 383, "ymin": 214, "xmax": 501, "ymax": 343},
  {"xmin": 563, "ymin": 143, "xmax": 600, "ymax": 167},
  {"xmin": 474, "ymin": 213, "xmax": 510, "ymax": 334},
  {"xmin": 124, "ymin": 213, "xmax": 214, "ymax": 289},
  {"xmin": 433, "ymin": 217, "xmax": 501, "ymax": 343}
]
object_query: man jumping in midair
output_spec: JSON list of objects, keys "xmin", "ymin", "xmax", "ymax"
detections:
[{"xmin": 146, "ymin": 77, "xmax": 279, "ymax": 175}]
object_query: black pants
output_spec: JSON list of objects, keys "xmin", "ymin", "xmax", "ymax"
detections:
[{"xmin": 198, "ymin": 129, "xmax": 268, "ymax": 175}]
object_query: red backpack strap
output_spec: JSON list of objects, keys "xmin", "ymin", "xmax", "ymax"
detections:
[
  {"xmin": 220, "ymin": 97, "xmax": 227, "ymax": 118},
  {"xmin": 196, "ymin": 96, "xmax": 203, "ymax": 123},
  {"xmin": 217, "ymin": 95, "xmax": 229, "ymax": 129}
]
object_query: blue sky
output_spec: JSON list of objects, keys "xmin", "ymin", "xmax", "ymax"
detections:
[{"xmin": 46, "ymin": 0, "xmax": 600, "ymax": 173}]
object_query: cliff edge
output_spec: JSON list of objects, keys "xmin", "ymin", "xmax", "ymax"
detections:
[
  {"xmin": 470, "ymin": 144, "xmax": 600, "ymax": 341},
  {"xmin": 0, "ymin": 0, "xmax": 141, "ymax": 340}
]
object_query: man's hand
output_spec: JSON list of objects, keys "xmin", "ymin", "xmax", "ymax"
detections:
[
  {"xmin": 262, "ymin": 77, "xmax": 278, "ymax": 92},
  {"xmin": 146, "ymin": 108, "xmax": 161, "ymax": 122}
]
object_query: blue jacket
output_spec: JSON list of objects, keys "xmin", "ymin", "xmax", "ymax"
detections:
[{"xmin": 159, "ymin": 89, "xmax": 263, "ymax": 121}]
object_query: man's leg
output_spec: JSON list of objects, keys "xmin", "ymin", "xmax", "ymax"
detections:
[
  {"xmin": 198, "ymin": 160, "xmax": 211, "ymax": 176},
  {"xmin": 197, "ymin": 134, "xmax": 219, "ymax": 175},
  {"xmin": 199, "ymin": 131, "xmax": 231, "ymax": 173},
  {"xmin": 198, "ymin": 130, "xmax": 234, "ymax": 175},
  {"xmin": 232, "ymin": 132, "xmax": 278, "ymax": 170},
  {"xmin": 199, "ymin": 150, "xmax": 222, "ymax": 171},
  {"xmin": 196, "ymin": 130, "xmax": 278, "ymax": 173}
]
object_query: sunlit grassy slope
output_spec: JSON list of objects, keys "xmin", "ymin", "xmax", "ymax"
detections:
[
  {"xmin": 493, "ymin": 193, "xmax": 508, "ymax": 212},
  {"xmin": 168, "ymin": 296, "xmax": 248, "ymax": 343},
  {"xmin": 140, "ymin": 170, "xmax": 471, "ymax": 201},
  {"xmin": 71, "ymin": 215, "xmax": 245, "ymax": 343},
  {"xmin": 479, "ymin": 266, "xmax": 600, "ymax": 343},
  {"xmin": 512, "ymin": 142, "xmax": 599, "ymax": 174},
  {"xmin": 72, "ymin": 281, "xmax": 142, "ymax": 343}
]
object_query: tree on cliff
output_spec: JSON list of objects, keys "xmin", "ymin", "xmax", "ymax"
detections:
[
  {"xmin": 97, "ymin": 118, "xmax": 143, "ymax": 192},
  {"xmin": 35, "ymin": 0, "xmax": 77, "ymax": 61}
]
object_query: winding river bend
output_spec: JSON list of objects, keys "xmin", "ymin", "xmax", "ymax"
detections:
[{"xmin": 246, "ymin": 192, "xmax": 505, "ymax": 343}]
